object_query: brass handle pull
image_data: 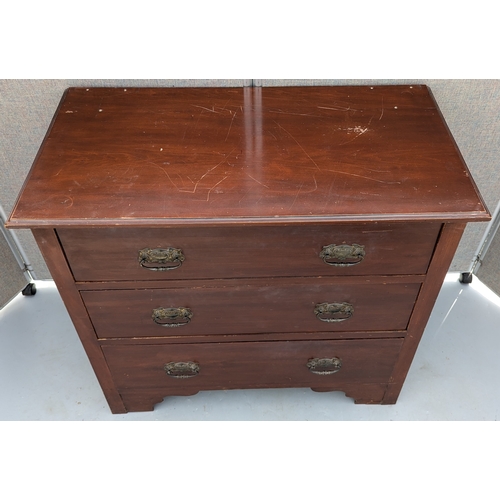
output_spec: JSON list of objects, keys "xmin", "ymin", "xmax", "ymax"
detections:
[
  {"xmin": 307, "ymin": 357, "xmax": 342, "ymax": 375},
  {"xmin": 319, "ymin": 244, "xmax": 365, "ymax": 267},
  {"xmin": 152, "ymin": 307, "xmax": 193, "ymax": 327},
  {"xmin": 314, "ymin": 302, "xmax": 354, "ymax": 322},
  {"xmin": 164, "ymin": 361, "xmax": 200, "ymax": 378},
  {"xmin": 139, "ymin": 247, "xmax": 185, "ymax": 271}
]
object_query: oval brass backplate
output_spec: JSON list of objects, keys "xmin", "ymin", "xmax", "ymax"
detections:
[
  {"xmin": 307, "ymin": 357, "xmax": 342, "ymax": 375},
  {"xmin": 314, "ymin": 302, "xmax": 354, "ymax": 322},
  {"xmin": 152, "ymin": 307, "xmax": 193, "ymax": 327},
  {"xmin": 164, "ymin": 361, "xmax": 200, "ymax": 378},
  {"xmin": 139, "ymin": 247, "xmax": 185, "ymax": 271},
  {"xmin": 319, "ymin": 243, "xmax": 365, "ymax": 266}
]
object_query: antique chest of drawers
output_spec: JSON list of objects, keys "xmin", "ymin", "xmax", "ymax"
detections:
[{"xmin": 7, "ymin": 85, "xmax": 490, "ymax": 413}]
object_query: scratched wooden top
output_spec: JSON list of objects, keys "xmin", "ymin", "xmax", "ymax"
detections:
[{"xmin": 7, "ymin": 85, "xmax": 490, "ymax": 227}]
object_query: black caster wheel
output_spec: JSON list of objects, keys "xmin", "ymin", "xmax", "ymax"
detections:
[
  {"xmin": 459, "ymin": 272, "xmax": 473, "ymax": 284},
  {"xmin": 21, "ymin": 283, "xmax": 37, "ymax": 296}
]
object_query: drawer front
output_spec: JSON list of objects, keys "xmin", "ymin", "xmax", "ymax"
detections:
[
  {"xmin": 82, "ymin": 282, "xmax": 420, "ymax": 339},
  {"xmin": 58, "ymin": 223, "xmax": 441, "ymax": 281},
  {"xmin": 101, "ymin": 338, "xmax": 404, "ymax": 391}
]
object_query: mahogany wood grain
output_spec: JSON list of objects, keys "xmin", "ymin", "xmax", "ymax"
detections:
[
  {"xmin": 7, "ymin": 86, "xmax": 489, "ymax": 228},
  {"xmin": 101, "ymin": 338, "xmax": 404, "ymax": 395},
  {"xmin": 57, "ymin": 222, "xmax": 441, "ymax": 281},
  {"xmin": 82, "ymin": 282, "xmax": 421, "ymax": 338}
]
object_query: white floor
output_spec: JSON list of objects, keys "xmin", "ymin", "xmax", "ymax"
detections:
[{"xmin": 1, "ymin": 272, "xmax": 500, "ymax": 421}]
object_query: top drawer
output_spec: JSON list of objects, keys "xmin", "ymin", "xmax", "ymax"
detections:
[{"xmin": 57, "ymin": 223, "xmax": 441, "ymax": 282}]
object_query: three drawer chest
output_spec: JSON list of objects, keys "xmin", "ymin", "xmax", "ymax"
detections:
[{"xmin": 7, "ymin": 85, "xmax": 490, "ymax": 413}]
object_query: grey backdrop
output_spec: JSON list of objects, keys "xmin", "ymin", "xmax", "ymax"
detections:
[{"xmin": 1, "ymin": 80, "xmax": 499, "ymax": 303}]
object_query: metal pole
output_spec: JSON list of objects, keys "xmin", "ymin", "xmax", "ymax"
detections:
[
  {"xmin": 469, "ymin": 200, "xmax": 500, "ymax": 275},
  {"xmin": 0, "ymin": 204, "xmax": 37, "ymax": 281},
  {"xmin": 460, "ymin": 199, "xmax": 500, "ymax": 283}
]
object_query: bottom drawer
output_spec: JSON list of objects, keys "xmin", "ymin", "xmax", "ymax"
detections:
[{"xmin": 102, "ymin": 338, "xmax": 404, "ymax": 395}]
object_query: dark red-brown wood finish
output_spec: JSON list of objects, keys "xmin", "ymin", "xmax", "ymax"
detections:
[
  {"xmin": 56, "ymin": 222, "xmax": 441, "ymax": 281},
  {"xmin": 102, "ymin": 338, "xmax": 405, "ymax": 411},
  {"xmin": 82, "ymin": 280, "xmax": 421, "ymax": 339},
  {"xmin": 8, "ymin": 86, "xmax": 488, "ymax": 228},
  {"xmin": 7, "ymin": 86, "xmax": 490, "ymax": 413}
]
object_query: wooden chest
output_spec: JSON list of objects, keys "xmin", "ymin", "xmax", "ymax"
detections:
[{"xmin": 7, "ymin": 85, "xmax": 490, "ymax": 413}]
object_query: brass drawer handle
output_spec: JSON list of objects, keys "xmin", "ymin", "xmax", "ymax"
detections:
[
  {"xmin": 164, "ymin": 361, "xmax": 200, "ymax": 378},
  {"xmin": 139, "ymin": 247, "xmax": 185, "ymax": 271},
  {"xmin": 319, "ymin": 244, "xmax": 365, "ymax": 266},
  {"xmin": 307, "ymin": 357, "xmax": 342, "ymax": 375},
  {"xmin": 152, "ymin": 307, "xmax": 193, "ymax": 327},
  {"xmin": 314, "ymin": 302, "xmax": 354, "ymax": 322}
]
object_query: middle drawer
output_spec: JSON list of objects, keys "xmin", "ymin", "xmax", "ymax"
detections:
[{"xmin": 82, "ymin": 281, "xmax": 421, "ymax": 339}]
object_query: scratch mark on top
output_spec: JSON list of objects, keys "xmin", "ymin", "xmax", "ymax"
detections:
[
  {"xmin": 286, "ymin": 174, "xmax": 318, "ymax": 209},
  {"xmin": 176, "ymin": 147, "xmax": 237, "ymax": 194},
  {"xmin": 290, "ymin": 182, "xmax": 304, "ymax": 209},
  {"xmin": 245, "ymin": 173, "xmax": 270, "ymax": 189},
  {"xmin": 147, "ymin": 162, "xmax": 181, "ymax": 192},
  {"xmin": 206, "ymin": 176, "xmax": 229, "ymax": 201},
  {"xmin": 324, "ymin": 169, "xmax": 401, "ymax": 184},
  {"xmin": 273, "ymin": 120, "xmax": 321, "ymax": 170},
  {"xmin": 61, "ymin": 196, "xmax": 74, "ymax": 208},
  {"xmin": 191, "ymin": 104, "xmax": 222, "ymax": 114},
  {"xmin": 362, "ymin": 167, "xmax": 391, "ymax": 173},
  {"xmin": 270, "ymin": 109, "xmax": 321, "ymax": 118},
  {"xmin": 307, "ymin": 174, "xmax": 318, "ymax": 194},
  {"xmin": 219, "ymin": 98, "xmax": 232, "ymax": 112},
  {"xmin": 318, "ymin": 104, "xmax": 360, "ymax": 112},
  {"xmin": 338, "ymin": 126, "xmax": 369, "ymax": 145},
  {"xmin": 225, "ymin": 111, "xmax": 237, "ymax": 141},
  {"xmin": 267, "ymin": 130, "xmax": 278, "ymax": 141},
  {"xmin": 379, "ymin": 97, "xmax": 384, "ymax": 120},
  {"xmin": 298, "ymin": 175, "xmax": 319, "ymax": 199},
  {"xmin": 199, "ymin": 148, "xmax": 236, "ymax": 182}
]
